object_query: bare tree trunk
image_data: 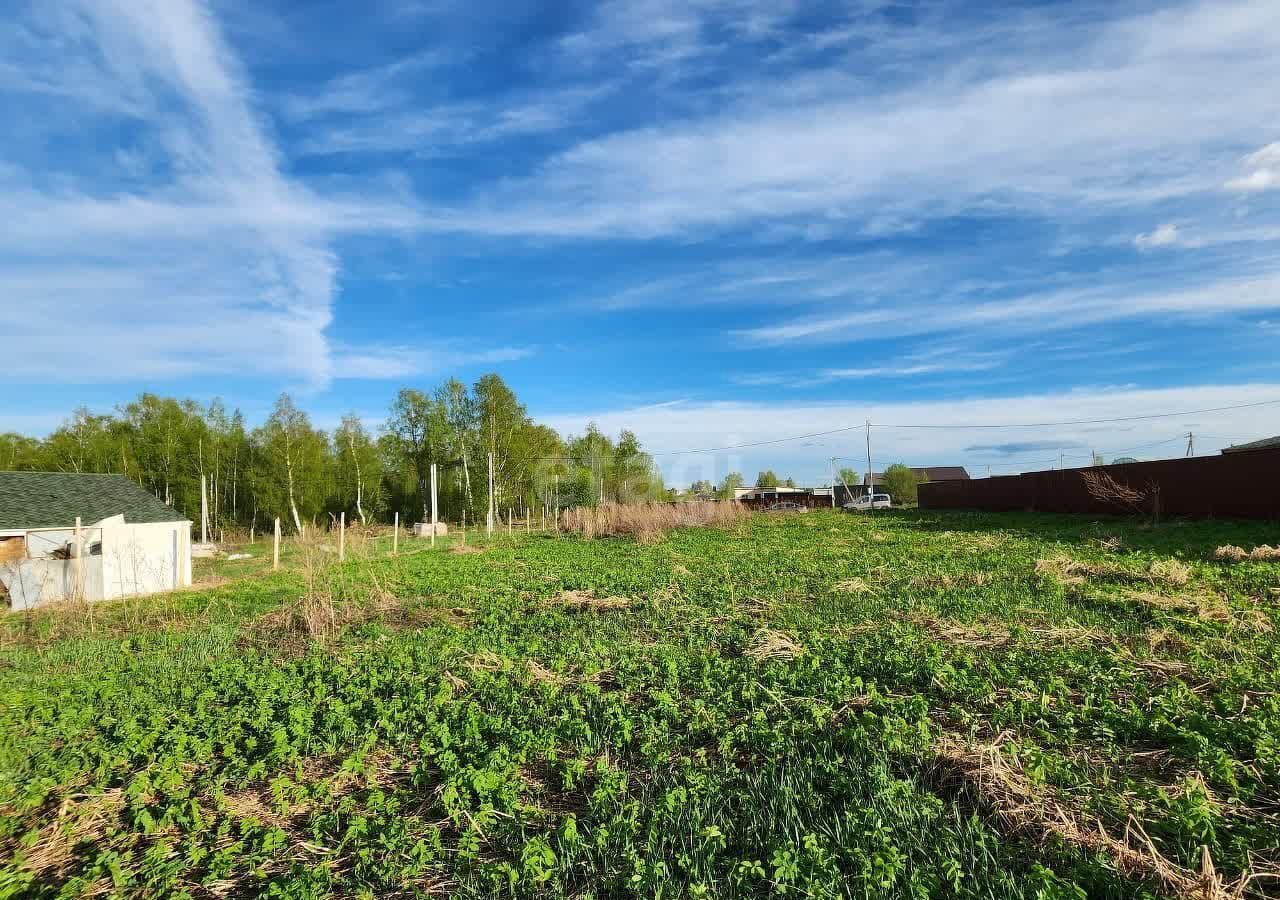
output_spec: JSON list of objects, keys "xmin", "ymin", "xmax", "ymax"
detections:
[
  {"xmin": 284, "ymin": 428, "xmax": 302, "ymax": 533},
  {"xmin": 346, "ymin": 430, "xmax": 366, "ymax": 525}
]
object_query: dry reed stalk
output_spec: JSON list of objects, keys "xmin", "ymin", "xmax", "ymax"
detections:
[{"xmin": 559, "ymin": 501, "xmax": 749, "ymax": 543}]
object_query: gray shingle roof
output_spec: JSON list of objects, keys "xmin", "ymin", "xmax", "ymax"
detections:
[{"xmin": 0, "ymin": 472, "xmax": 187, "ymax": 530}]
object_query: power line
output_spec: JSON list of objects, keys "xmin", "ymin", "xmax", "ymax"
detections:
[
  {"xmin": 873, "ymin": 397, "xmax": 1280, "ymax": 429},
  {"xmin": 644, "ymin": 397, "xmax": 1280, "ymax": 456}
]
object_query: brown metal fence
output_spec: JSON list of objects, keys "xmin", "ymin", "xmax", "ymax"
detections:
[{"xmin": 919, "ymin": 447, "xmax": 1280, "ymax": 520}]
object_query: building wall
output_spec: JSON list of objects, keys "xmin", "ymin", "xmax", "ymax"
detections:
[
  {"xmin": 919, "ymin": 448, "xmax": 1280, "ymax": 520},
  {"xmin": 100, "ymin": 520, "xmax": 192, "ymax": 600},
  {"xmin": 1, "ymin": 518, "xmax": 191, "ymax": 609}
]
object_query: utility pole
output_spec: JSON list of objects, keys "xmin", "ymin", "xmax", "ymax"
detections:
[
  {"xmin": 1185, "ymin": 432, "xmax": 1195, "ymax": 457},
  {"xmin": 1059, "ymin": 452, "xmax": 1065, "ymax": 470},
  {"xmin": 865, "ymin": 420, "xmax": 873, "ymax": 512}
]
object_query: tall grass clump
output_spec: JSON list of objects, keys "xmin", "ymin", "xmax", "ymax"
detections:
[{"xmin": 560, "ymin": 500, "xmax": 748, "ymax": 542}]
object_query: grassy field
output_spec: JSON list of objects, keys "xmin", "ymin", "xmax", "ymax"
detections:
[{"xmin": 1, "ymin": 510, "xmax": 1278, "ymax": 899}]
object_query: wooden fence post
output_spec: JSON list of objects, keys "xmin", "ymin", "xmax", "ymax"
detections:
[
  {"xmin": 74, "ymin": 516, "xmax": 83, "ymax": 601},
  {"xmin": 430, "ymin": 464, "xmax": 438, "ymax": 549}
]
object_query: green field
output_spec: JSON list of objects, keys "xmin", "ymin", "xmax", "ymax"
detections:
[{"xmin": 2, "ymin": 510, "xmax": 1278, "ymax": 899}]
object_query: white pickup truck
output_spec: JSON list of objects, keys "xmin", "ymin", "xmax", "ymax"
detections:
[{"xmin": 843, "ymin": 493, "xmax": 892, "ymax": 511}]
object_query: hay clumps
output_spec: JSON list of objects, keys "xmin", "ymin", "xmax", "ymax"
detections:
[
  {"xmin": 1150, "ymin": 559, "xmax": 1192, "ymax": 586},
  {"xmin": 548, "ymin": 589, "xmax": 632, "ymax": 611},
  {"xmin": 1215, "ymin": 545, "xmax": 1280, "ymax": 562},
  {"xmin": 745, "ymin": 629, "xmax": 804, "ymax": 661}
]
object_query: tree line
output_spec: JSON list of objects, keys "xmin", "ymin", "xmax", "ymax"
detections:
[{"xmin": 0, "ymin": 374, "xmax": 667, "ymax": 532}]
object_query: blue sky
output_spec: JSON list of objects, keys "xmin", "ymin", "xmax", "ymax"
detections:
[{"xmin": 3, "ymin": 0, "xmax": 1280, "ymax": 485}]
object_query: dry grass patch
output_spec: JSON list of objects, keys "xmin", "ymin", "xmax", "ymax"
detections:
[
  {"xmin": 910, "ymin": 572, "xmax": 994, "ymax": 589},
  {"xmin": 1035, "ymin": 555, "xmax": 1114, "ymax": 586},
  {"xmin": 548, "ymin": 589, "xmax": 632, "ymax": 611},
  {"xmin": 931, "ymin": 736, "xmax": 1262, "ymax": 900},
  {"xmin": 1127, "ymin": 589, "xmax": 1232, "ymax": 624},
  {"xmin": 832, "ymin": 578, "xmax": 870, "ymax": 594},
  {"xmin": 1215, "ymin": 545, "xmax": 1280, "ymax": 562},
  {"xmin": 449, "ymin": 543, "xmax": 485, "ymax": 555},
  {"xmin": 744, "ymin": 629, "xmax": 804, "ymax": 661},
  {"xmin": 560, "ymin": 501, "xmax": 749, "ymax": 543},
  {"xmin": 4, "ymin": 788, "xmax": 125, "ymax": 879},
  {"xmin": 1150, "ymin": 559, "xmax": 1193, "ymax": 586},
  {"xmin": 525, "ymin": 659, "xmax": 565, "ymax": 684}
]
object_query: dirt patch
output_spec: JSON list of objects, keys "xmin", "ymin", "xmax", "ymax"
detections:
[
  {"xmin": 929, "ymin": 735, "xmax": 1258, "ymax": 900},
  {"xmin": 449, "ymin": 543, "xmax": 485, "ymax": 554}
]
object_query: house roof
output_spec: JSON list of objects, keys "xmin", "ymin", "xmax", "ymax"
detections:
[
  {"xmin": 1222, "ymin": 435, "xmax": 1280, "ymax": 454},
  {"xmin": 0, "ymin": 472, "xmax": 187, "ymax": 531},
  {"xmin": 864, "ymin": 466, "xmax": 970, "ymax": 485}
]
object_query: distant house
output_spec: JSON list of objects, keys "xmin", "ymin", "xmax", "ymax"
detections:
[
  {"xmin": 863, "ymin": 467, "xmax": 970, "ymax": 489},
  {"xmin": 1222, "ymin": 436, "xmax": 1280, "ymax": 454},
  {"xmin": 0, "ymin": 472, "xmax": 192, "ymax": 610},
  {"xmin": 734, "ymin": 485, "xmax": 833, "ymax": 508}
]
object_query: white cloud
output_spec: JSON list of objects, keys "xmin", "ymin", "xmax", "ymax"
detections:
[
  {"xmin": 734, "ymin": 273, "xmax": 1280, "ymax": 346},
  {"xmin": 1225, "ymin": 141, "xmax": 1280, "ymax": 192},
  {"xmin": 426, "ymin": 0, "xmax": 1280, "ymax": 239},
  {"xmin": 0, "ymin": 0, "xmax": 421, "ymax": 386},
  {"xmin": 332, "ymin": 345, "xmax": 536, "ymax": 380},
  {"xmin": 538, "ymin": 382, "xmax": 1280, "ymax": 485},
  {"xmin": 1134, "ymin": 222, "xmax": 1181, "ymax": 249}
]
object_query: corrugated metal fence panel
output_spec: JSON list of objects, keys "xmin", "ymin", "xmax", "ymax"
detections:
[{"xmin": 919, "ymin": 447, "xmax": 1280, "ymax": 520}]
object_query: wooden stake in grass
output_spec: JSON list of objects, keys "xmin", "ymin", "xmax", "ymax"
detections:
[
  {"xmin": 393, "ymin": 512, "xmax": 399, "ymax": 556},
  {"xmin": 339, "ymin": 511, "xmax": 345, "ymax": 561},
  {"xmin": 273, "ymin": 517, "xmax": 280, "ymax": 571}
]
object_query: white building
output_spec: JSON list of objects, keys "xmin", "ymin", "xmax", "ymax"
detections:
[{"xmin": 0, "ymin": 472, "xmax": 192, "ymax": 610}]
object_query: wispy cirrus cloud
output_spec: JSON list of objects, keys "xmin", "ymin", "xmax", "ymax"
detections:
[
  {"xmin": 0, "ymin": 0, "xmax": 424, "ymax": 387},
  {"xmin": 426, "ymin": 0, "xmax": 1280, "ymax": 239},
  {"xmin": 734, "ymin": 273, "xmax": 1280, "ymax": 346}
]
